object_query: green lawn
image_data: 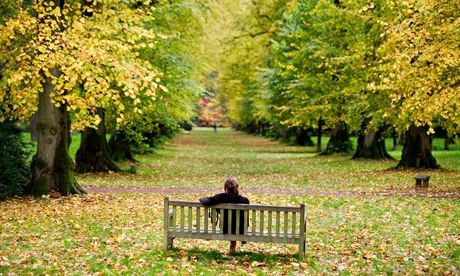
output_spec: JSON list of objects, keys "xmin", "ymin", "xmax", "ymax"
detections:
[
  {"xmin": 77, "ymin": 128, "xmax": 460, "ymax": 193},
  {"xmin": 4, "ymin": 128, "xmax": 458, "ymax": 274}
]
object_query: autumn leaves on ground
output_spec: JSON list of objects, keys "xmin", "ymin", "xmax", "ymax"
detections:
[{"xmin": 1, "ymin": 128, "xmax": 459, "ymax": 274}]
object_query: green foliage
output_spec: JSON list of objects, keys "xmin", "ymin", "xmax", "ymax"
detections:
[
  {"xmin": 180, "ymin": 120, "xmax": 193, "ymax": 131},
  {"xmin": 205, "ymin": 0, "xmax": 458, "ymax": 162},
  {"xmin": 0, "ymin": 0, "xmax": 19, "ymax": 25},
  {"xmin": 0, "ymin": 122, "xmax": 31, "ymax": 200}
]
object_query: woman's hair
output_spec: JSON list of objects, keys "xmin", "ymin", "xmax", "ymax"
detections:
[{"xmin": 224, "ymin": 176, "xmax": 240, "ymax": 198}]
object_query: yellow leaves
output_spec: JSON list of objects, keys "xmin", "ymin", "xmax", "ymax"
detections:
[
  {"xmin": 285, "ymin": 64, "xmax": 296, "ymax": 72},
  {"xmin": 159, "ymin": 84, "xmax": 168, "ymax": 92}
]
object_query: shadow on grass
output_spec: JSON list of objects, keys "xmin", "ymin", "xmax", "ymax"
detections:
[
  {"xmin": 166, "ymin": 247, "xmax": 298, "ymax": 264},
  {"xmin": 254, "ymin": 149, "xmax": 316, "ymax": 154}
]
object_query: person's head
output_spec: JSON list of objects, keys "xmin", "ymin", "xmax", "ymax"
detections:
[{"xmin": 224, "ymin": 176, "xmax": 240, "ymax": 198}]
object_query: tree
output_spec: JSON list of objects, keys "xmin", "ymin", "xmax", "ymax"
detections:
[
  {"xmin": 370, "ymin": 0, "xmax": 459, "ymax": 168},
  {"xmin": 105, "ymin": 0, "xmax": 202, "ymax": 160},
  {"xmin": 0, "ymin": 0, "xmax": 160, "ymax": 195},
  {"xmin": 75, "ymin": 0, "xmax": 119, "ymax": 173},
  {"xmin": 353, "ymin": 127, "xmax": 392, "ymax": 159},
  {"xmin": 270, "ymin": 0, "xmax": 363, "ymax": 154},
  {"xmin": 76, "ymin": 108, "xmax": 121, "ymax": 172}
]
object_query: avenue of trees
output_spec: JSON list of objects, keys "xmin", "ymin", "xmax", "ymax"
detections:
[
  {"xmin": 205, "ymin": 0, "xmax": 459, "ymax": 168},
  {"xmin": 0, "ymin": 0, "xmax": 458, "ymax": 198}
]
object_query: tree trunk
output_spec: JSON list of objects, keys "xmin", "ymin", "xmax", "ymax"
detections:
[
  {"xmin": 317, "ymin": 119, "xmax": 323, "ymax": 152},
  {"xmin": 391, "ymin": 132, "xmax": 398, "ymax": 151},
  {"xmin": 75, "ymin": 108, "xmax": 120, "ymax": 173},
  {"xmin": 397, "ymin": 125, "xmax": 439, "ymax": 169},
  {"xmin": 321, "ymin": 122, "xmax": 352, "ymax": 155},
  {"xmin": 295, "ymin": 127, "xmax": 314, "ymax": 146},
  {"xmin": 27, "ymin": 68, "xmax": 85, "ymax": 196},
  {"xmin": 444, "ymin": 136, "xmax": 449, "ymax": 150},
  {"xmin": 353, "ymin": 128, "xmax": 393, "ymax": 159},
  {"xmin": 109, "ymin": 131, "xmax": 136, "ymax": 162}
]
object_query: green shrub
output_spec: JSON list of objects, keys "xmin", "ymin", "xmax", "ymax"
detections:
[
  {"xmin": 180, "ymin": 120, "xmax": 194, "ymax": 131},
  {"xmin": 0, "ymin": 122, "xmax": 31, "ymax": 200}
]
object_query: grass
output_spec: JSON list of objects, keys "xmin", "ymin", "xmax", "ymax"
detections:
[
  {"xmin": 4, "ymin": 127, "xmax": 459, "ymax": 274},
  {"xmin": 78, "ymin": 128, "xmax": 460, "ymax": 194}
]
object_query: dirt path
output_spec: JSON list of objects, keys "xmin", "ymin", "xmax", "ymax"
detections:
[{"xmin": 85, "ymin": 185, "xmax": 460, "ymax": 199}]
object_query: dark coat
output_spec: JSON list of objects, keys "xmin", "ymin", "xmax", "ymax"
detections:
[{"xmin": 200, "ymin": 193, "xmax": 249, "ymax": 235}]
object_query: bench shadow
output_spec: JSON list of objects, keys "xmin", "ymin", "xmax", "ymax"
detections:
[{"xmin": 168, "ymin": 247, "xmax": 298, "ymax": 263}]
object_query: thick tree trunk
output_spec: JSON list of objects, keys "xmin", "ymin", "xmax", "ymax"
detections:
[
  {"xmin": 321, "ymin": 122, "xmax": 352, "ymax": 155},
  {"xmin": 317, "ymin": 119, "xmax": 323, "ymax": 152},
  {"xmin": 27, "ymin": 68, "xmax": 85, "ymax": 196},
  {"xmin": 75, "ymin": 109, "xmax": 120, "ymax": 173},
  {"xmin": 397, "ymin": 125, "xmax": 439, "ymax": 169},
  {"xmin": 109, "ymin": 131, "xmax": 136, "ymax": 162},
  {"xmin": 295, "ymin": 127, "xmax": 314, "ymax": 146},
  {"xmin": 353, "ymin": 128, "xmax": 392, "ymax": 159}
]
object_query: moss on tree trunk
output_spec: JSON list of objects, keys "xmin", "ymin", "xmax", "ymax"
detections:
[
  {"xmin": 75, "ymin": 109, "xmax": 120, "ymax": 173},
  {"xmin": 27, "ymin": 69, "xmax": 85, "ymax": 195},
  {"xmin": 397, "ymin": 125, "xmax": 439, "ymax": 169},
  {"xmin": 321, "ymin": 122, "xmax": 352, "ymax": 155}
]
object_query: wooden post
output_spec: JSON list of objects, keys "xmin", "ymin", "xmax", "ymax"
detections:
[
  {"xmin": 299, "ymin": 204, "xmax": 306, "ymax": 260},
  {"xmin": 164, "ymin": 197, "xmax": 173, "ymax": 249}
]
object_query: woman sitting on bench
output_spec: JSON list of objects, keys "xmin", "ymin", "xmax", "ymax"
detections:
[{"xmin": 199, "ymin": 176, "xmax": 250, "ymax": 253}]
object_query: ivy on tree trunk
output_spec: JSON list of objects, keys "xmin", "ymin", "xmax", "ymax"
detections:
[{"xmin": 397, "ymin": 125, "xmax": 439, "ymax": 169}]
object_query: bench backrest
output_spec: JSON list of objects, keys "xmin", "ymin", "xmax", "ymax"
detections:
[{"xmin": 164, "ymin": 197, "xmax": 306, "ymax": 244}]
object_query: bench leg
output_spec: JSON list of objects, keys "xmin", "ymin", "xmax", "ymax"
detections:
[
  {"xmin": 298, "ymin": 241, "xmax": 305, "ymax": 260},
  {"xmin": 164, "ymin": 237, "xmax": 174, "ymax": 249}
]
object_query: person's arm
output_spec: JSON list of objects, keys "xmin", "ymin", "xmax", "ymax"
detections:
[
  {"xmin": 240, "ymin": 196, "xmax": 250, "ymax": 204},
  {"xmin": 199, "ymin": 197, "xmax": 213, "ymax": 206},
  {"xmin": 199, "ymin": 193, "xmax": 225, "ymax": 206}
]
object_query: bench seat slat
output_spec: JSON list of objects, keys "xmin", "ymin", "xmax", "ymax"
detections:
[
  {"xmin": 180, "ymin": 206, "xmax": 185, "ymax": 232},
  {"xmin": 188, "ymin": 207, "xmax": 193, "ymax": 233},
  {"xmin": 196, "ymin": 207, "xmax": 200, "ymax": 231},
  {"xmin": 204, "ymin": 207, "xmax": 208, "ymax": 233},
  {"xmin": 267, "ymin": 211, "xmax": 272, "ymax": 237}
]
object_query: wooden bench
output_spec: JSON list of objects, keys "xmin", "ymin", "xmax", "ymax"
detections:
[{"xmin": 163, "ymin": 197, "xmax": 306, "ymax": 259}]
